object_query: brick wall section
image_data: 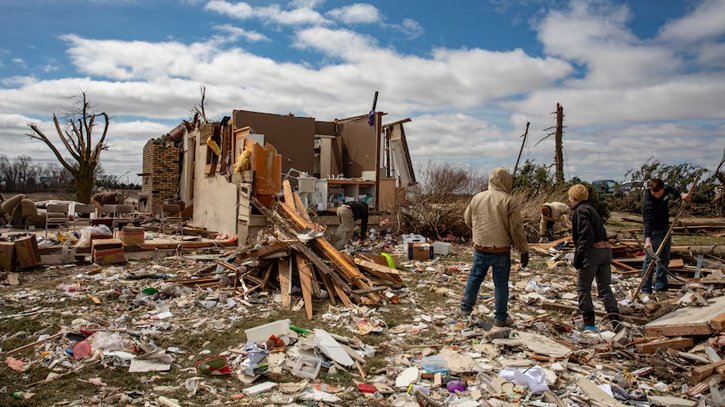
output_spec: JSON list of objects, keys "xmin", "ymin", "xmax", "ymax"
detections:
[{"xmin": 142, "ymin": 139, "xmax": 181, "ymax": 211}]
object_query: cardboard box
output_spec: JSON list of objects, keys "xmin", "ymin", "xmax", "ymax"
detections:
[
  {"xmin": 0, "ymin": 242, "xmax": 17, "ymax": 272},
  {"xmin": 92, "ymin": 238, "xmax": 125, "ymax": 265},
  {"xmin": 408, "ymin": 243, "xmax": 433, "ymax": 261},
  {"xmin": 15, "ymin": 235, "xmax": 41, "ymax": 269},
  {"xmin": 120, "ymin": 230, "xmax": 145, "ymax": 246}
]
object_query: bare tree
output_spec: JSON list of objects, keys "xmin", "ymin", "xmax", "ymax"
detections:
[{"xmin": 26, "ymin": 92, "xmax": 109, "ymax": 202}]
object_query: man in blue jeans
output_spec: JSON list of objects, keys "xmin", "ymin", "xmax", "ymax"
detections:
[
  {"xmin": 460, "ymin": 168, "xmax": 529, "ymax": 327},
  {"xmin": 641, "ymin": 178, "xmax": 689, "ymax": 294}
]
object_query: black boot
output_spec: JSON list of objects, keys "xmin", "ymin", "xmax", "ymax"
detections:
[{"xmin": 575, "ymin": 311, "xmax": 597, "ymax": 331}]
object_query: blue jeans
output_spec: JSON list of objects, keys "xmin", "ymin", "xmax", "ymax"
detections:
[
  {"xmin": 642, "ymin": 229, "xmax": 672, "ymax": 293},
  {"xmin": 461, "ymin": 250, "xmax": 510, "ymax": 321}
]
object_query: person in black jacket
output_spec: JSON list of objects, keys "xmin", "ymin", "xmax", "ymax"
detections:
[
  {"xmin": 641, "ymin": 178, "xmax": 689, "ymax": 294},
  {"xmin": 332, "ymin": 201, "xmax": 369, "ymax": 250},
  {"xmin": 568, "ymin": 184, "xmax": 620, "ymax": 332}
]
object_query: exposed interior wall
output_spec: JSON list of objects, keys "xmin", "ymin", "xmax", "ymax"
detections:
[
  {"xmin": 338, "ymin": 116, "xmax": 378, "ymax": 178},
  {"xmin": 233, "ymin": 110, "xmax": 316, "ymax": 178},
  {"xmin": 190, "ymin": 128, "xmax": 239, "ymax": 235}
]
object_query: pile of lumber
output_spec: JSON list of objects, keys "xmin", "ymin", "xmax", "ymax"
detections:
[
  {"xmin": 201, "ymin": 181, "xmax": 402, "ymax": 319},
  {"xmin": 622, "ymin": 216, "xmax": 725, "ymax": 237}
]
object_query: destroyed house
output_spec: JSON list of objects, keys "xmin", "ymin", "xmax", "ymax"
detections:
[{"xmin": 144, "ymin": 109, "xmax": 418, "ymax": 243}]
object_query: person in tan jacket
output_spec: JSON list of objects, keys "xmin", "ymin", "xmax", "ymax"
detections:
[
  {"xmin": 539, "ymin": 202, "xmax": 572, "ymax": 242},
  {"xmin": 460, "ymin": 168, "xmax": 529, "ymax": 327}
]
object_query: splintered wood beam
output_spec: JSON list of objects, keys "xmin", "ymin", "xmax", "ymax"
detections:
[
  {"xmin": 293, "ymin": 192, "xmax": 312, "ymax": 223},
  {"xmin": 353, "ymin": 258, "xmax": 403, "ymax": 285},
  {"xmin": 260, "ymin": 262, "xmax": 275, "ymax": 291},
  {"xmin": 320, "ymin": 271, "xmax": 337, "ymax": 306},
  {"xmin": 278, "ymin": 202, "xmax": 381, "ymax": 303},
  {"xmin": 239, "ymin": 241, "xmax": 290, "ymax": 260},
  {"xmin": 283, "ymin": 180, "xmax": 295, "ymax": 207},
  {"xmin": 278, "ymin": 258, "xmax": 292, "ymax": 310},
  {"xmin": 635, "ymin": 338, "xmax": 694, "ymax": 354},
  {"xmin": 295, "ymin": 254, "xmax": 314, "ymax": 320},
  {"xmin": 334, "ymin": 284, "xmax": 355, "ymax": 309},
  {"xmin": 250, "ymin": 198, "xmax": 353, "ymax": 294}
]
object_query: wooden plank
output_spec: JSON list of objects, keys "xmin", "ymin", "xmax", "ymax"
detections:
[
  {"xmin": 250, "ymin": 198, "xmax": 353, "ymax": 295},
  {"xmin": 529, "ymin": 236, "xmax": 570, "ymax": 250},
  {"xmin": 691, "ymin": 360, "xmax": 725, "ymax": 384},
  {"xmin": 635, "ymin": 338, "xmax": 694, "ymax": 354},
  {"xmin": 612, "ymin": 260, "xmax": 637, "ymax": 271},
  {"xmin": 278, "ymin": 258, "xmax": 291, "ymax": 310},
  {"xmin": 333, "ymin": 284, "xmax": 354, "ymax": 309},
  {"xmin": 283, "ymin": 180, "xmax": 295, "ymax": 207},
  {"xmin": 278, "ymin": 202, "xmax": 381, "ymax": 303},
  {"xmin": 295, "ymin": 255, "xmax": 314, "ymax": 320},
  {"xmin": 260, "ymin": 262, "xmax": 274, "ymax": 291},
  {"xmin": 541, "ymin": 301, "xmax": 649, "ymax": 325},
  {"xmin": 293, "ymin": 192, "xmax": 312, "ymax": 223},
  {"xmin": 645, "ymin": 296, "xmax": 725, "ymax": 337},
  {"xmin": 709, "ymin": 313, "xmax": 725, "ymax": 331},
  {"xmin": 319, "ymin": 271, "xmax": 337, "ymax": 306},
  {"xmin": 669, "ymin": 258, "xmax": 685, "ymax": 269},
  {"xmin": 353, "ymin": 258, "xmax": 403, "ymax": 285},
  {"xmin": 241, "ymin": 241, "xmax": 290, "ymax": 260}
]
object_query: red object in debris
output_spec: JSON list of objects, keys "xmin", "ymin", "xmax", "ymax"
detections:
[
  {"xmin": 358, "ymin": 383, "xmax": 377, "ymax": 393},
  {"xmin": 80, "ymin": 327, "xmax": 96, "ymax": 336},
  {"xmin": 448, "ymin": 266, "xmax": 459, "ymax": 271},
  {"xmin": 72, "ymin": 339, "xmax": 92, "ymax": 359}
]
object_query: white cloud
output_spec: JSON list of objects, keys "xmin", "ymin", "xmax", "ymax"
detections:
[
  {"xmin": 213, "ymin": 24, "xmax": 269, "ymax": 42},
  {"xmin": 204, "ymin": 0, "xmax": 330, "ymax": 26},
  {"xmin": 393, "ymin": 18, "xmax": 424, "ymax": 39},
  {"xmin": 327, "ymin": 3, "xmax": 381, "ymax": 24},
  {"xmin": 41, "ymin": 64, "xmax": 59, "ymax": 73},
  {"xmin": 2, "ymin": 0, "xmax": 724, "ymax": 181},
  {"xmin": 12, "ymin": 58, "xmax": 27, "ymax": 69},
  {"xmin": 0, "ymin": 30, "xmax": 571, "ymax": 120},
  {"xmin": 503, "ymin": 0, "xmax": 725, "ymax": 130},
  {"xmin": 659, "ymin": 0, "xmax": 725, "ymax": 43},
  {"xmin": 535, "ymin": 1, "xmax": 680, "ymax": 87}
]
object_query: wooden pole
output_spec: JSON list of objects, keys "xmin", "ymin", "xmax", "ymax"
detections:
[
  {"xmin": 554, "ymin": 103, "xmax": 564, "ymax": 183},
  {"xmin": 513, "ymin": 121, "xmax": 530, "ymax": 176},
  {"xmin": 631, "ymin": 172, "xmax": 701, "ymax": 302}
]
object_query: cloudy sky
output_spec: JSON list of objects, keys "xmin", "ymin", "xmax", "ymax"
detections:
[{"xmin": 1, "ymin": 0, "xmax": 724, "ymax": 182}]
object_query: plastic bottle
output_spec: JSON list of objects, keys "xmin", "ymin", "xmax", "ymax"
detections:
[{"xmin": 13, "ymin": 392, "xmax": 28, "ymax": 399}]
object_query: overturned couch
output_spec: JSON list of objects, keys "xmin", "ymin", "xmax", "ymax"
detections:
[{"xmin": 0, "ymin": 194, "xmax": 46, "ymax": 229}]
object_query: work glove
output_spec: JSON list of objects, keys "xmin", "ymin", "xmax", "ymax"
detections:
[
  {"xmin": 521, "ymin": 252, "xmax": 529, "ymax": 268},
  {"xmin": 573, "ymin": 255, "xmax": 584, "ymax": 269}
]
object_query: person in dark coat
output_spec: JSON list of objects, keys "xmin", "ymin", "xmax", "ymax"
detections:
[
  {"xmin": 92, "ymin": 191, "xmax": 123, "ymax": 216},
  {"xmin": 569, "ymin": 184, "xmax": 620, "ymax": 332},
  {"xmin": 641, "ymin": 178, "xmax": 689, "ymax": 293}
]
